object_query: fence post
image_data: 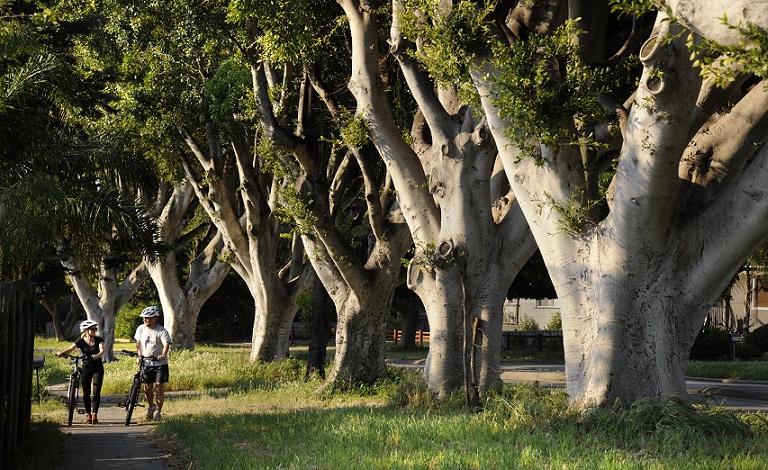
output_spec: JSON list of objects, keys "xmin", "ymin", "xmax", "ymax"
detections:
[
  {"xmin": 0, "ymin": 280, "xmax": 36, "ymax": 469},
  {"xmin": 393, "ymin": 329, "xmax": 399, "ymax": 347},
  {"xmin": 0, "ymin": 282, "xmax": 9, "ymax": 467},
  {"xmin": 417, "ymin": 330, "xmax": 423, "ymax": 347}
]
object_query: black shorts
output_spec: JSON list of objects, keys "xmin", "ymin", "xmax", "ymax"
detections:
[{"xmin": 142, "ymin": 364, "xmax": 169, "ymax": 384}]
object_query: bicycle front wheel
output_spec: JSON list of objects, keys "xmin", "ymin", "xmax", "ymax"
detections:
[
  {"xmin": 124, "ymin": 378, "xmax": 141, "ymax": 426},
  {"xmin": 66, "ymin": 375, "xmax": 78, "ymax": 426}
]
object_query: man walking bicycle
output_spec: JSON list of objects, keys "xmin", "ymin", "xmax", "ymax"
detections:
[{"xmin": 134, "ymin": 306, "xmax": 172, "ymax": 420}]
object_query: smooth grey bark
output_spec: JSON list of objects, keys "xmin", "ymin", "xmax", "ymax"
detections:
[
  {"xmin": 338, "ymin": 0, "xmax": 537, "ymax": 398},
  {"xmin": 144, "ymin": 181, "xmax": 231, "ymax": 350},
  {"xmin": 180, "ymin": 124, "xmax": 309, "ymax": 362},
  {"xmin": 662, "ymin": 0, "xmax": 768, "ymax": 47},
  {"xmin": 244, "ymin": 30, "xmax": 413, "ymax": 386},
  {"xmin": 472, "ymin": 7, "xmax": 768, "ymax": 408},
  {"xmin": 60, "ymin": 252, "xmax": 148, "ymax": 361}
]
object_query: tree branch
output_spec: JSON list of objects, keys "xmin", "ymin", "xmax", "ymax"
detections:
[
  {"xmin": 682, "ymin": 142, "xmax": 768, "ymax": 303},
  {"xmin": 251, "ymin": 63, "xmax": 319, "ymax": 179},
  {"xmin": 610, "ymin": 16, "xmax": 701, "ymax": 248},
  {"xmin": 678, "ymin": 80, "xmax": 768, "ymax": 213},
  {"xmin": 340, "ymin": 0, "xmax": 440, "ymax": 240},
  {"xmin": 390, "ymin": 0, "xmax": 453, "ymax": 138}
]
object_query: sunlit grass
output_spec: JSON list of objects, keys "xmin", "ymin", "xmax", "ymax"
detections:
[
  {"xmin": 28, "ymin": 337, "xmax": 768, "ymax": 469},
  {"xmin": 155, "ymin": 380, "xmax": 768, "ymax": 470}
]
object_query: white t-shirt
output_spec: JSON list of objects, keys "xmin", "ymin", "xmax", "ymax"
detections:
[{"xmin": 134, "ymin": 324, "xmax": 172, "ymax": 366}]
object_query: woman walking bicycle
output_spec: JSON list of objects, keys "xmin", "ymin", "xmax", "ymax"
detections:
[{"xmin": 56, "ymin": 319, "xmax": 105, "ymax": 424}]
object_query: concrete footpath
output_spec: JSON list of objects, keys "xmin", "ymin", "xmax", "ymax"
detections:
[{"xmin": 53, "ymin": 395, "xmax": 171, "ymax": 470}]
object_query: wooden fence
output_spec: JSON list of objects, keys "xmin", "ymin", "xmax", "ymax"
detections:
[
  {"xmin": 387, "ymin": 329, "xmax": 430, "ymax": 347},
  {"xmin": 0, "ymin": 280, "xmax": 36, "ymax": 469}
]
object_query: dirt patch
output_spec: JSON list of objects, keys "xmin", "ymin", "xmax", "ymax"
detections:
[{"xmin": 150, "ymin": 429, "xmax": 195, "ymax": 470}]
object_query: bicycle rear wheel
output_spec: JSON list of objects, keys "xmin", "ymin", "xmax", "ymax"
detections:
[
  {"xmin": 66, "ymin": 375, "xmax": 78, "ymax": 426},
  {"xmin": 124, "ymin": 378, "xmax": 141, "ymax": 426}
]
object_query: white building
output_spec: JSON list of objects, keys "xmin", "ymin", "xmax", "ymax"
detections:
[
  {"xmin": 708, "ymin": 269, "xmax": 768, "ymax": 333},
  {"xmin": 504, "ymin": 269, "xmax": 768, "ymax": 334},
  {"xmin": 503, "ymin": 298, "xmax": 562, "ymax": 330}
]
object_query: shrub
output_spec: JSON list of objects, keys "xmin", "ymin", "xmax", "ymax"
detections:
[
  {"xmin": 689, "ymin": 325, "xmax": 730, "ymax": 360},
  {"xmin": 115, "ymin": 305, "xmax": 143, "ymax": 340},
  {"xmin": 546, "ymin": 311, "xmax": 562, "ymax": 330},
  {"xmin": 743, "ymin": 325, "xmax": 768, "ymax": 355},
  {"xmin": 518, "ymin": 314, "xmax": 539, "ymax": 331}
]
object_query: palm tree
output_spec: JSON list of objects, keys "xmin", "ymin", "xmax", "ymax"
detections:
[{"xmin": 0, "ymin": 3, "xmax": 165, "ymax": 280}]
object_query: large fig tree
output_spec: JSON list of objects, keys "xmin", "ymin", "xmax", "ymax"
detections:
[
  {"xmin": 435, "ymin": 0, "xmax": 768, "ymax": 408},
  {"xmin": 339, "ymin": 0, "xmax": 537, "ymax": 398}
]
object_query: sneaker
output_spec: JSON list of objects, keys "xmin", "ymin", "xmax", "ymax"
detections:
[
  {"xmin": 146, "ymin": 405, "xmax": 156, "ymax": 420},
  {"xmin": 154, "ymin": 413, "xmax": 162, "ymax": 421}
]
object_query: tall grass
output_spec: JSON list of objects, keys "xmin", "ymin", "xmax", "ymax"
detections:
[
  {"xmin": 28, "ymin": 338, "xmax": 768, "ymax": 469},
  {"xmin": 155, "ymin": 376, "xmax": 768, "ymax": 469},
  {"xmin": 35, "ymin": 339, "xmax": 305, "ymax": 395}
]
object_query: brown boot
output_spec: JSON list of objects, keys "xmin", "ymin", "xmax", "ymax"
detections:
[
  {"xmin": 91, "ymin": 414, "xmax": 98, "ymax": 424},
  {"xmin": 85, "ymin": 413, "xmax": 92, "ymax": 424}
]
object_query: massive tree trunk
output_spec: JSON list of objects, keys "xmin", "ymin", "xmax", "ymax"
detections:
[
  {"xmin": 180, "ymin": 125, "xmax": 309, "ymax": 362},
  {"xmin": 145, "ymin": 181, "xmax": 230, "ymax": 350},
  {"xmin": 472, "ymin": 6, "xmax": 768, "ymax": 408},
  {"xmin": 410, "ymin": 267, "xmax": 465, "ymax": 395},
  {"xmin": 299, "ymin": 211, "xmax": 411, "ymax": 386},
  {"xmin": 339, "ymin": 0, "xmax": 537, "ymax": 397},
  {"xmin": 60, "ymin": 252, "xmax": 148, "ymax": 361},
  {"xmin": 323, "ymin": 287, "xmax": 389, "ymax": 384},
  {"xmin": 242, "ymin": 31, "xmax": 414, "ymax": 386}
]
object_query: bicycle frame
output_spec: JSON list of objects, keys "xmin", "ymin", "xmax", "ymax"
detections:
[
  {"xmin": 117, "ymin": 350, "xmax": 156, "ymax": 426},
  {"xmin": 61, "ymin": 354, "xmax": 85, "ymax": 426}
]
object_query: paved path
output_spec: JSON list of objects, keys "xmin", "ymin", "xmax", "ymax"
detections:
[{"xmin": 54, "ymin": 395, "xmax": 170, "ymax": 470}]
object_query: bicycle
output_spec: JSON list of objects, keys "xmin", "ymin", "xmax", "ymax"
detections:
[
  {"xmin": 59, "ymin": 353, "xmax": 87, "ymax": 426},
  {"xmin": 116, "ymin": 350, "xmax": 156, "ymax": 426}
]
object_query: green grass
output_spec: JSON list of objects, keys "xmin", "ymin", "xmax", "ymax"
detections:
[
  {"xmin": 34, "ymin": 337, "xmax": 768, "ymax": 397},
  {"xmin": 155, "ymin": 378, "xmax": 768, "ymax": 469},
  {"xmin": 9, "ymin": 400, "xmax": 66, "ymax": 470},
  {"xmin": 686, "ymin": 361, "xmax": 768, "ymax": 381},
  {"xmin": 28, "ymin": 337, "xmax": 768, "ymax": 469}
]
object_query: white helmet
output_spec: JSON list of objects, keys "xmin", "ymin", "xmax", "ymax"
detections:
[
  {"xmin": 140, "ymin": 305, "xmax": 160, "ymax": 318},
  {"xmin": 79, "ymin": 319, "xmax": 99, "ymax": 332}
]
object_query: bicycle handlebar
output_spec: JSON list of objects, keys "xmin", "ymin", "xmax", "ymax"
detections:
[
  {"xmin": 119, "ymin": 350, "xmax": 158, "ymax": 361},
  {"xmin": 59, "ymin": 353, "xmax": 89, "ymax": 361}
]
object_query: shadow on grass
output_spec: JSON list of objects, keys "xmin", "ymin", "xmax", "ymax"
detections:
[{"xmin": 10, "ymin": 417, "xmax": 64, "ymax": 470}]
